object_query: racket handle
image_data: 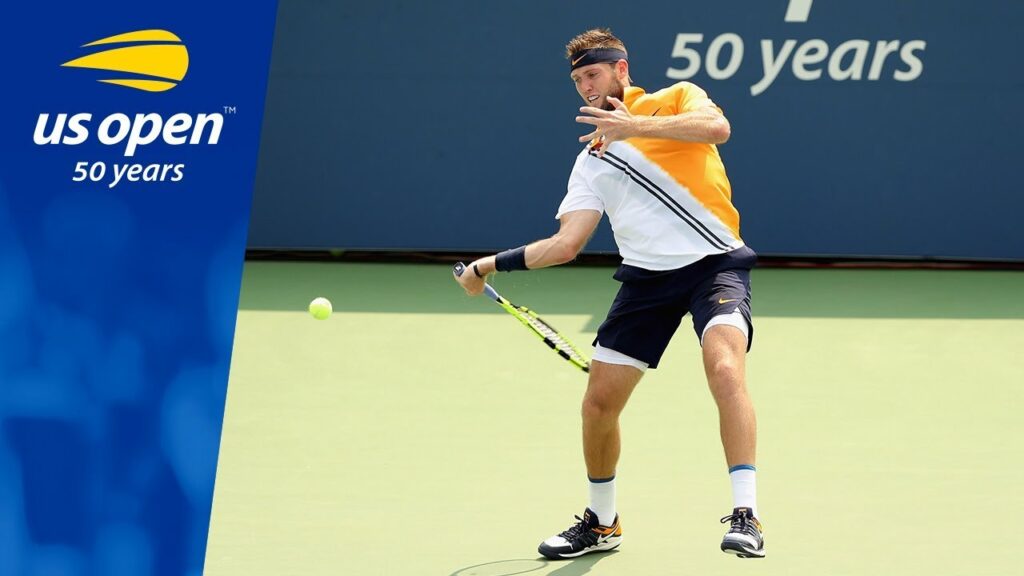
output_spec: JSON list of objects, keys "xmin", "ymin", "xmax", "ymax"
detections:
[
  {"xmin": 453, "ymin": 262, "xmax": 467, "ymax": 277},
  {"xmin": 482, "ymin": 284, "xmax": 500, "ymax": 301}
]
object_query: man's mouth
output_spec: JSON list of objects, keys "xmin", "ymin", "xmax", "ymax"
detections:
[{"xmin": 588, "ymin": 95, "xmax": 600, "ymax": 103}]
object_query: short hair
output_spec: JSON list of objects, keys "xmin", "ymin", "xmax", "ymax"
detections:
[{"xmin": 565, "ymin": 28, "xmax": 627, "ymax": 60}]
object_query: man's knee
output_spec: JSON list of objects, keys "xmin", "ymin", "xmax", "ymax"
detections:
[
  {"xmin": 707, "ymin": 357, "xmax": 743, "ymax": 387},
  {"xmin": 705, "ymin": 353, "xmax": 747, "ymax": 402},
  {"xmin": 581, "ymin": 393, "xmax": 622, "ymax": 423},
  {"xmin": 581, "ymin": 361, "xmax": 643, "ymax": 423}
]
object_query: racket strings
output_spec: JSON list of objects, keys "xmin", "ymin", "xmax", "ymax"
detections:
[
  {"xmin": 503, "ymin": 299, "xmax": 590, "ymax": 371},
  {"xmin": 524, "ymin": 314, "xmax": 588, "ymax": 362}
]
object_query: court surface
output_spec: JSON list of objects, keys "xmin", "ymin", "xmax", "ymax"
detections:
[{"xmin": 205, "ymin": 262, "xmax": 1024, "ymax": 576}]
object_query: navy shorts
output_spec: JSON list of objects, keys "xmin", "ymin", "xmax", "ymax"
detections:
[{"xmin": 593, "ymin": 246, "xmax": 756, "ymax": 369}]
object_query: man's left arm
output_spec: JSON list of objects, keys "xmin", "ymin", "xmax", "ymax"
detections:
[{"xmin": 577, "ymin": 96, "xmax": 730, "ymax": 156}]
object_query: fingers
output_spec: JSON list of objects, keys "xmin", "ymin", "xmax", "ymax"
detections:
[
  {"xmin": 576, "ymin": 114, "xmax": 604, "ymax": 143},
  {"xmin": 454, "ymin": 274, "xmax": 485, "ymax": 296},
  {"xmin": 595, "ymin": 137, "xmax": 615, "ymax": 158},
  {"xmin": 578, "ymin": 99, "xmax": 630, "ymax": 148},
  {"xmin": 579, "ymin": 106, "xmax": 610, "ymax": 117}
]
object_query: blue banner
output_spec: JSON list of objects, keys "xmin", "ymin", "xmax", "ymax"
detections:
[
  {"xmin": 0, "ymin": 2, "xmax": 277, "ymax": 575},
  {"xmin": 248, "ymin": 0, "xmax": 1023, "ymax": 260}
]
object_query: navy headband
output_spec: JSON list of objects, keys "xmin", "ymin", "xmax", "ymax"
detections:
[{"xmin": 569, "ymin": 47, "xmax": 628, "ymax": 71}]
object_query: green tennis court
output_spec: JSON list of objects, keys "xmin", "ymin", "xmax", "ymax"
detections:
[{"xmin": 205, "ymin": 262, "xmax": 1024, "ymax": 576}]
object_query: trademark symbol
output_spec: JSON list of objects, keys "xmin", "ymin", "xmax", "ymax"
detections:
[{"xmin": 223, "ymin": 106, "xmax": 237, "ymax": 114}]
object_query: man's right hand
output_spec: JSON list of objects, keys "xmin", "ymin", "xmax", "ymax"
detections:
[{"xmin": 454, "ymin": 259, "xmax": 489, "ymax": 296}]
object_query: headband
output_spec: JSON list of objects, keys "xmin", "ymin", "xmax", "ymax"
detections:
[{"xmin": 569, "ymin": 47, "xmax": 628, "ymax": 71}]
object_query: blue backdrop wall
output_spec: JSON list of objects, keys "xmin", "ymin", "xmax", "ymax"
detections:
[{"xmin": 248, "ymin": 0, "xmax": 1023, "ymax": 260}]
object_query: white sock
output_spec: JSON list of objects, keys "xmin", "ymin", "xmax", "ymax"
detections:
[
  {"xmin": 729, "ymin": 466, "xmax": 758, "ymax": 518},
  {"xmin": 588, "ymin": 475, "xmax": 616, "ymax": 526}
]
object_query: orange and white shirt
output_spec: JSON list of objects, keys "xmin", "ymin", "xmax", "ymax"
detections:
[{"xmin": 556, "ymin": 82, "xmax": 744, "ymax": 270}]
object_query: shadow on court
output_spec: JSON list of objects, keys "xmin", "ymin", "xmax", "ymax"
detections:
[
  {"xmin": 236, "ymin": 261, "xmax": 1024, "ymax": 322},
  {"xmin": 448, "ymin": 552, "xmax": 617, "ymax": 576}
]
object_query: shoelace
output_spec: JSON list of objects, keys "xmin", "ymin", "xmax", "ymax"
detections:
[
  {"xmin": 720, "ymin": 512, "xmax": 760, "ymax": 538},
  {"xmin": 559, "ymin": 515, "xmax": 586, "ymax": 539},
  {"xmin": 559, "ymin": 515, "xmax": 599, "ymax": 545}
]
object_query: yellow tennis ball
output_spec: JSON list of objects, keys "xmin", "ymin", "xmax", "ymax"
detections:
[{"xmin": 308, "ymin": 297, "xmax": 332, "ymax": 320}]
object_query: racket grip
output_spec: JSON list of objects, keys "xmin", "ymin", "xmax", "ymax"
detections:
[
  {"xmin": 483, "ymin": 284, "xmax": 500, "ymax": 301},
  {"xmin": 453, "ymin": 262, "xmax": 466, "ymax": 277}
]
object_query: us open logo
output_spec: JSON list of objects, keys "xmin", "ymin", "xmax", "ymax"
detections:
[
  {"xmin": 33, "ymin": 29, "xmax": 229, "ymax": 188},
  {"xmin": 61, "ymin": 29, "xmax": 189, "ymax": 92}
]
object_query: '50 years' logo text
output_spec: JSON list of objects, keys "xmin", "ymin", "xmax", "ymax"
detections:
[{"xmin": 666, "ymin": 0, "xmax": 926, "ymax": 96}]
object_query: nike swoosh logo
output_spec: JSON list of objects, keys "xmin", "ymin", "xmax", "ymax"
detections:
[
  {"xmin": 651, "ymin": 107, "xmax": 662, "ymax": 116},
  {"xmin": 718, "ymin": 298, "xmax": 738, "ymax": 304},
  {"xmin": 572, "ymin": 54, "xmax": 586, "ymax": 66}
]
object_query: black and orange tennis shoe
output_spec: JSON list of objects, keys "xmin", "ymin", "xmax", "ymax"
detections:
[
  {"xmin": 720, "ymin": 507, "xmax": 765, "ymax": 558},
  {"xmin": 538, "ymin": 508, "xmax": 622, "ymax": 559}
]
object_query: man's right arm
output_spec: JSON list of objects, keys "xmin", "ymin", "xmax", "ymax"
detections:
[{"xmin": 455, "ymin": 209, "xmax": 602, "ymax": 295}]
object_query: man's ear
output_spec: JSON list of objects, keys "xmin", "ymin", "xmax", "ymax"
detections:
[{"xmin": 616, "ymin": 59, "xmax": 630, "ymax": 82}]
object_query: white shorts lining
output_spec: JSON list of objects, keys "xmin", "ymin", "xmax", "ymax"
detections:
[
  {"xmin": 592, "ymin": 342, "xmax": 649, "ymax": 372},
  {"xmin": 700, "ymin": 311, "xmax": 749, "ymax": 346}
]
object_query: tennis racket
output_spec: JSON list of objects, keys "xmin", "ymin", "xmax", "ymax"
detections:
[{"xmin": 454, "ymin": 262, "xmax": 591, "ymax": 373}]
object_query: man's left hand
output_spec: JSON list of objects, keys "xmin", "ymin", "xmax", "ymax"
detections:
[{"xmin": 576, "ymin": 96, "xmax": 635, "ymax": 158}]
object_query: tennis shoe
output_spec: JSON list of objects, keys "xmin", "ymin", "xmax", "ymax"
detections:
[
  {"xmin": 538, "ymin": 508, "xmax": 622, "ymax": 559},
  {"xmin": 720, "ymin": 507, "xmax": 765, "ymax": 558}
]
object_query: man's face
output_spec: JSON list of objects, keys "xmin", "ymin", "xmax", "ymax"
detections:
[{"xmin": 570, "ymin": 62, "xmax": 625, "ymax": 111}]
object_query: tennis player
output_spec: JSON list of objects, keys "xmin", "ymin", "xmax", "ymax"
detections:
[{"xmin": 453, "ymin": 28, "xmax": 764, "ymax": 559}]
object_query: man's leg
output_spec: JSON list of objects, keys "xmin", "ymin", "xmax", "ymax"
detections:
[
  {"xmin": 702, "ymin": 324, "xmax": 764, "ymax": 558},
  {"xmin": 537, "ymin": 358, "xmax": 643, "ymax": 560},
  {"xmin": 582, "ymin": 359, "xmax": 644, "ymax": 479},
  {"xmin": 702, "ymin": 325, "xmax": 756, "ymax": 470}
]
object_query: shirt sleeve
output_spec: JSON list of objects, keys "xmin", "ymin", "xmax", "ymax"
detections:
[
  {"xmin": 676, "ymin": 82, "xmax": 723, "ymax": 114},
  {"xmin": 555, "ymin": 154, "xmax": 604, "ymax": 219}
]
